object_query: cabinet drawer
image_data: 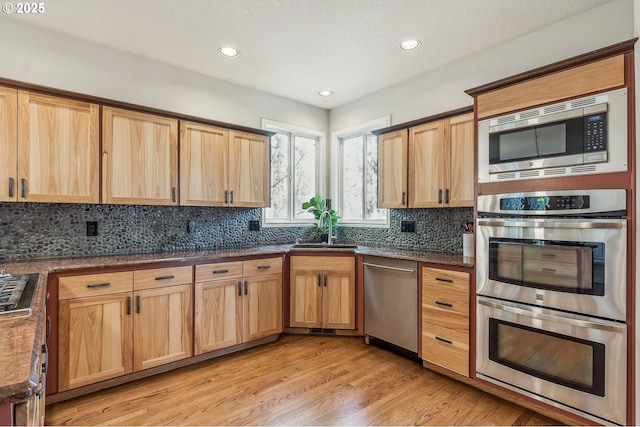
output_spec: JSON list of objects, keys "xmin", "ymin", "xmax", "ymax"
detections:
[
  {"xmin": 422, "ymin": 321, "xmax": 469, "ymax": 377},
  {"xmin": 243, "ymin": 257, "xmax": 282, "ymax": 276},
  {"xmin": 423, "ymin": 286, "xmax": 469, "ymax": 316},
  {"xmin": 134, "ymin": 266, "xmax": 193, "ymax": 290},
  {"xmin": 59, "ymin": 271, "xmax": 133, "ymax": 300},
  {"xmin": 422, "ymin": 267, "xmax": 469, "ymax": 294},
  {"xmin": 196, "ymin": 262, "xmax": 243, "ymax": 282}
]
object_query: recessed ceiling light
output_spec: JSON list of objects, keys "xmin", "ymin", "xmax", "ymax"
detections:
[
  {"xmin": 218, "ymin": 47, "xmax": 240, "ymax": 58},
  {"xmin": 319, "ymin": 90, "xmax": 334, "ymax": 97},
  {"xmin": 400, "ymin": 40, "xmax": 421, "ymax": 51}
]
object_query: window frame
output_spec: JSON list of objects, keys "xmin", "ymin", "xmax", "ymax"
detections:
[
  {"xmin": 261, "ymin": 119, "xmax": 326, "ymax": 227},
  {"xmin": 332, "ymin": 115, "xmax": 391, "ymax": 228}
]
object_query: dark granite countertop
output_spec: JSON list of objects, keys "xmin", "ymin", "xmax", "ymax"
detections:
[{"xmin": 0, "ymin": 244, "xmax": 473, "ymax": 403}]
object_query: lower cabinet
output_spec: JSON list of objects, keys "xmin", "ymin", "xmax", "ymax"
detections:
[
  {"xmin": 421, "ymin": 266, "xmax": 470, "ymax": 377},
  {"xmin": 194, "ymin": 257, "xmax": 282, "ymax": 355},
  {"xmin": 14, "ymin": 319, "xmax": 46, "ymax": 426},
  {"xmin": 289, "ymin": 255, "xmax": 355, "ymax": 330},
  {"xmin": 57, "ymin": 267, "xmax": 193, "ymax": 392}
]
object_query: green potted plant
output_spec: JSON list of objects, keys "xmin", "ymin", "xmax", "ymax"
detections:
[{"xmin": 301, "ymin": 194, "xmax": 340, "ymax": 242}]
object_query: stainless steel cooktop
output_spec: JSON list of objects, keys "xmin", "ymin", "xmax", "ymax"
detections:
[{"xmin": 0, "ymin": 270, "xmax": 39, "ymax": 317}]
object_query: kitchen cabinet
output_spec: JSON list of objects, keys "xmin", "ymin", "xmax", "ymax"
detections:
[
  {"xmin": 57, "ymin": 271, "xmax": 134, "ymax": 391},
  {"xmin": 409, "ymin": 113, "xmax": 474, "ymax": 208},
  {"xmin": 132, "ymin": 267, "xmax": 193, "ymax": 371},
  {"xmin": 180, "ymin": 121, "xmax": 269, "ymax": 207},
  {"xmin": 421, "ymin": 266, "xmax": 470, "ymax": 377},
  {"xmin": 0, "ymin": 86, "xmax": 17, "ymax": 202},
  {"xmin": 289, "ymin": 256, "xmax": 355, "ymax": 330},
  {"xmin": 377, "ymin": 112, "xmax": 474, "ymax": 208},
  {"xmin": 0, "ymin": 90, "xmax": 99, "ymax": 203},
  {"xmin": 57, "ymin": 267, "xmax": 192, "ymax": 391},
  {"xmin": 102, "ymin": 107, "xmax": 178, "ymax": 205},
  {"xmin": 194, "ymin": 257, "xmax": 282, "ymax": 355},
  {"xmin": 377, "ymin": 129, "xmax": 408, "ymax": 208}
]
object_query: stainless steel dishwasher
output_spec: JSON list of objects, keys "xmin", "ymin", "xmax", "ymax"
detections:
[{"xmin": 363, "ymin": 256, "xmax": 418, "ymax": 354}]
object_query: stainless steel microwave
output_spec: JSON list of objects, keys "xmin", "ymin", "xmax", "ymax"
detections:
[{"xmin": 478, "ymin": 88, "xmax": 628, "ymax": 183}]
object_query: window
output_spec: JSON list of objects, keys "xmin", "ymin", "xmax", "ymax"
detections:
[
  {"xmin": 262, "ymin": 119, "xmax": 325, "ymax": 225},
  {"xmin": 334, "ymin": 116, "xmax": 390, "ymax": 227}
]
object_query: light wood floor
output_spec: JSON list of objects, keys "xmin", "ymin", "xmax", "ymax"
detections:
[{"xmin": 45, "ymin": 335, "xmax": 559, "ymax": 426}]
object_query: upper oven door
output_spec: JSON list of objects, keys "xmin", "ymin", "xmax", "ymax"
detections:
[{"xmin": 476, "ymin": 217, "xmax": 627, "ymax": 321}]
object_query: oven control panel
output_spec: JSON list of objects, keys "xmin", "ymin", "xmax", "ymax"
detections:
[{"xmin": 499, "ymin": 195, "xmax": 590, "ymax": 211}]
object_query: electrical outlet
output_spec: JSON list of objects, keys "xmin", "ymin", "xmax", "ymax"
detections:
[
  {"xmin": 249, "ymin": 220, "xmax": 260, "ymax": 231},
  {"xmin": 187, "ymin": 220, "xmax": 196, "ymax": 233},
  {"xmin": 86, "ymin": 221, "xmax": 98, "ymax": 236},
  {"xmin": 400, "ymin": 220, "xmax": 416, "ymax": 233}
]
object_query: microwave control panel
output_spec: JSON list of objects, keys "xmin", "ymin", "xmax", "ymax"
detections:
[{"xmin": 584, "ymin": 113, "xmax": 607, "ymax": 152}]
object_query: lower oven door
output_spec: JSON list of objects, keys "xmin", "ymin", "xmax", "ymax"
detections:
[{"xmin": 476, "ymin": 296, "xmax": 627, "ymax": 425}]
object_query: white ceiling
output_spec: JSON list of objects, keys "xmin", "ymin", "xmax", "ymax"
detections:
[{"xmin": 6, "ymin": 0, "xmax": 613, "ymax": 109}]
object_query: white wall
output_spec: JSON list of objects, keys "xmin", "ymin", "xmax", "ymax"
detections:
[
  {"xmin": 0, "ymin": 16, "xmax": 328, "ymax": 132},
  {"xmin": 330, "ymin": 0, "xmax": 634, "ymax": 131}
]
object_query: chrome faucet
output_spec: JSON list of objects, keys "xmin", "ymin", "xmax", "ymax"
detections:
[{"xmin": 317, "ymin": 208, "xmax": 334, "ymax": 245}]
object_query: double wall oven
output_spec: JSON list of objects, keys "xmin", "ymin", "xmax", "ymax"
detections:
[{"xmin": 476, "ymin": 190, "xmax": 627, "ymax": 425}]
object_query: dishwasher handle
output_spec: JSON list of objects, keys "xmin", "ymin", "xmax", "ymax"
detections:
[{"xmin": 363, "ymin": 262, "xmax": 416, "ymax": 273}]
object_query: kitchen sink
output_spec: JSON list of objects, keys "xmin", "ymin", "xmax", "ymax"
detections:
[{"xmin": 292, "ymin": 243, "xmax": 358, "ymax": 249}]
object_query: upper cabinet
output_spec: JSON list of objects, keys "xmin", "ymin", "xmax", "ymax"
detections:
[
  {"xmin": 180, "ymin": 121, "xmax": 269, "ymax": 208},
  {"xmin": 103, "ymin": 107, "xmax": 178, "ymax": 205},
  {"xmin": 377, "ymin": 130, "xmax": 408, "ymax": 208},
  {"xmin": 180, "ymin": 121, "xmax": 228, "ymax": 206},
  {"xmin": 378, "ymin": 112, "xmax": 474, "ymax": 208},
  {"xmin": 0, "ymin": 87, "xmax": 17, "ymax": 202},
  {"xmin": 15, "ymin": 91, "xmax": 99, "ymax": 203},
  {"xmin": 228, "ymin": 130, "xmax": 270, "ymax": 207}
]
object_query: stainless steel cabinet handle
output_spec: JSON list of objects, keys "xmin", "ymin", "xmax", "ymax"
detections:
[
  {"xmin": 155, "ymin": 275, "xmax": 175, "ymax": 280},
  {"xmin": 435, "ymin": 336, "xmax": 453, "ymax": 345},
  {"xmin": 238, "ymin": 281, "xmax": 242, "ymax": 296},
  {"xmin": 444, "ymin": 189, "xmax": 449, "ymax": 204},
  {"xmin": 41, "ymin": 343, "xmax": 48, "ymax": 374},
  {"xmin": 401, "ymin": 191, "xmax": 406, "ymax": 205},
  {"xmin": 224, "ymin": 190, "xmax": 229, "ymax": 204},
  {"xmin": 8, "ymin": 177, "xmax": 14, "ymax": 198},
  {"xmin": 244, "ymin": 280, "xmax": 248, "ymax": 295},
  {"xmin": 87, "ymin": 282, "xmax": 110, "ymax": 288},
  {"xmin": 324, "ymin": 274, "xmax": 327, "ymax": 287},
  {"xmin": 171, "ymin": 187, "xmax": 177, "ymax": 203},
  {"xmin": 363, "ymin": 262, "xmax": 415, "ymax": 273},
  {"xmin": 127, "ymin": 296, "xmax": 131, "ymax": 315},
  {"xmin": 317, "ymin": 274, "xmax": 321, "ymax": 287},
  {"xmin": 438, "ymin": 189, "xmax": 442, "ymax": 204},
  {"xmin": 20, "ymin": 178, "xmax": 26, "ymax": 198},
  {"xmin": 230, "ymin": 190, "xmax": 234, "ymax": 204},
  {"xmin": 435, "ymin": 301, "xmax": 453, "ymax": 308},
  {"xmin": 136, "ymin": 295, "xmax": 141, "ymax": 313}
]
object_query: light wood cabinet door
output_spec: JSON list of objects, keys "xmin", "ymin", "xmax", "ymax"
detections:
[
  {"xmin": 58, "ymin": 292, "xmax": 133, "ymax": 391},
  {"xmin": 17, "ymin": 91, "xmax": 99, "ymax": 203},
  {"xmin": 133, "ymin": 284, "xmax": 192, "ymax": 371},
  {"xmin": 194, "ymin": 279, "xmax": 242, "ymax": 355},
  {"xmin": 322, "ymin": 269, "xmax": 355, "ymax": 329},
  {"xmin": 102, "ymin": 107, "xmax": 178, "ymax": 205},
  {"xmin": 448, "ymin": 113, "xmax": 474, "ymax": 207},
  {"xmin": 228, "ymin": 130, "xmax": 269, "ymax": 207},
  {"xmin": 409, "ymin": 121, "xmax": 447, "ymax": 208},
  {"xmin": 289, "ymin": 269, "xmax": 323, "ymax": 328},
  {"xmin": 180, "ymin": 121, "xmax": 229, "ymax": 206},
  {"xmin": 0, "ymin": 87, "xmax": 17, "ymax": 202},
  {"xmin": 243, "ymin": 273, "xmax": 282, "ymax": 342},
  {"xmin": 377, "ymin": 130, "xmax": 408, "ymax": 208}
]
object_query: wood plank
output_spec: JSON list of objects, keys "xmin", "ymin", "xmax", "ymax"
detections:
[
  {"xmin": 45, "ymin": 335, "xmax": 559, "ymax": 426},
  {"xmin": 477, "ymin": 55, "xmax": 625, "ymax": 119}
]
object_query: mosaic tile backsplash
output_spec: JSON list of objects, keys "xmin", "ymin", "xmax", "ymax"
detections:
[{"xmin": 0, "ymin": 203, "xmax": 473, "ymax": 261}]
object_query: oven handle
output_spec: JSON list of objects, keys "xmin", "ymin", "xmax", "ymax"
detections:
[
  {"xmin": 477, "ymin": 219, "xmax": 624, "ymax": 230},
  {"xmin": 478, "ymin": 298, "xmax": 626, "ymax": 333}
]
